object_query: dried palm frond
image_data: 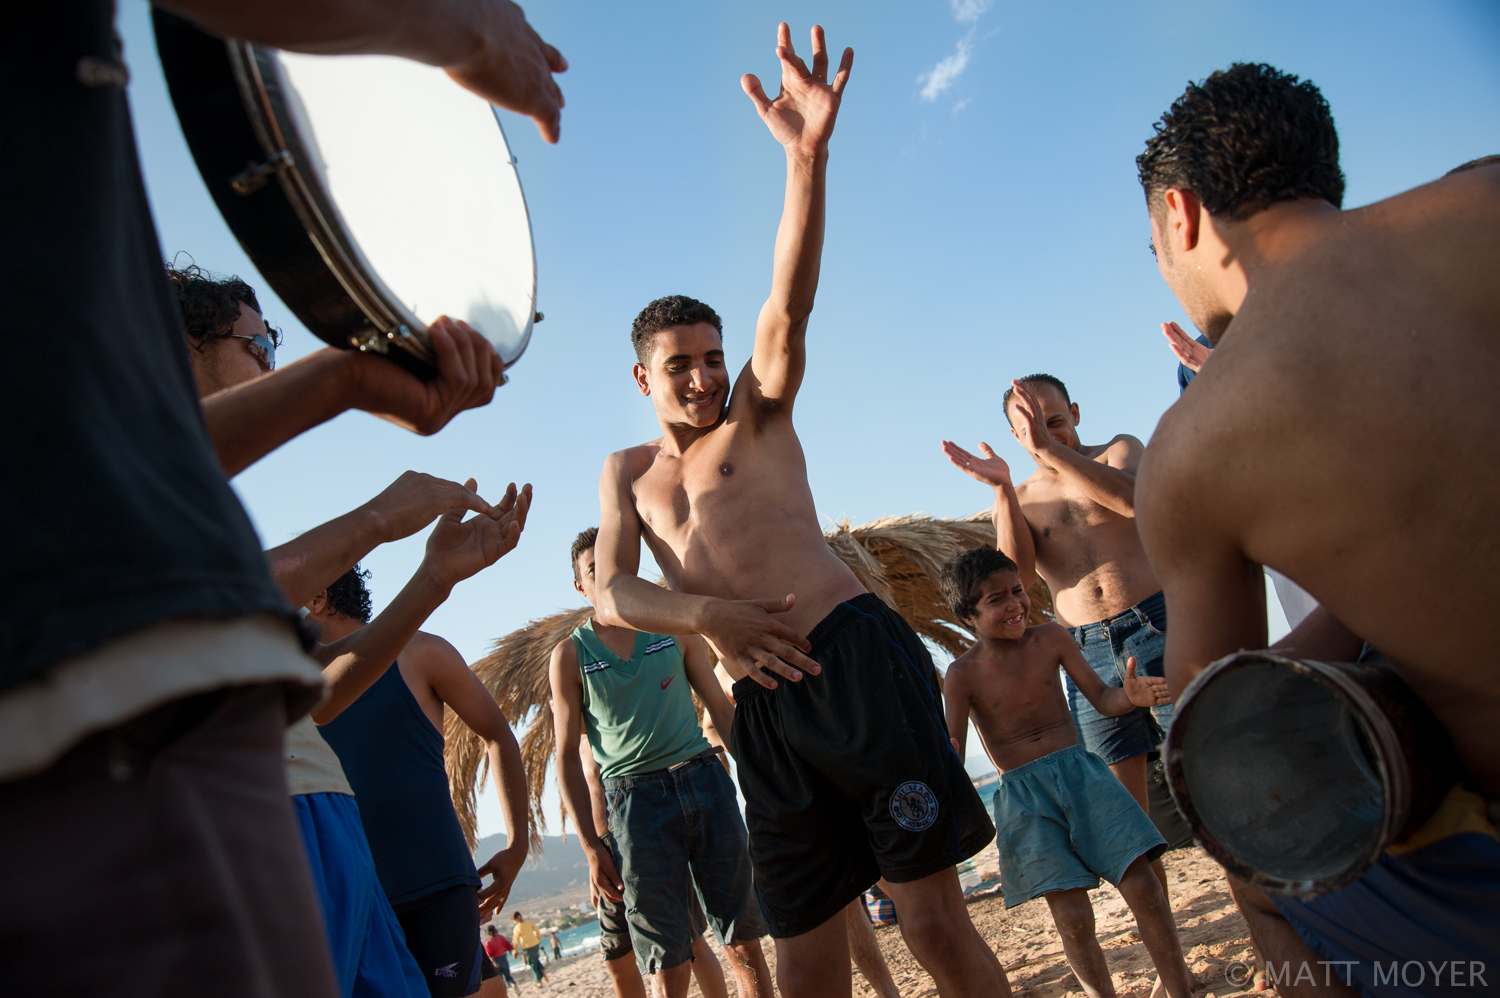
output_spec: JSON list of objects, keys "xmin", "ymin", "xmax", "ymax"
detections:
[{"xmin": 446, "ymin": 512, "xmax": 1053, "ymax": 853}]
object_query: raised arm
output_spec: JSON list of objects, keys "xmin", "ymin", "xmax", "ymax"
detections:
[
  {"xmin": 737, "ymin": 24, "xmax": 853, "ymax": 414},
  {"xmin": 311, "ymin": 482, "xmax": 530, "ymax": 722},
  {"xmin": 941, "ymin": 440, "xmax": 1038, "ymax": 588},
  {"xmin": 269, "ymin": 472, "xmax": 495, "ymax": 608},
  {"xmin": 203, "ymin": 319, "xmax": 503, "ymax": 478},
  {"xmin": 1010, "ymin": 381, "xmax": 1142, "ymax": 518},
  {"xmin": 158, "ymin": 0, "xmax": 567, "ymax": 142},
  {"xmin": 593, "ymin": 450, "xmax": 819, "ymax": 690},
  {"xmin": 548, "ymin": 640, "xmax": 623, "ymax": 902}
]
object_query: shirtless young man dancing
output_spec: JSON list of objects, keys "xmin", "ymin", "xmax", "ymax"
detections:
[
  {"xmin": 941, "ymin": 378, "xmax": 1174, "ymax": 893},
  {"xmin": 593, "ymin": 24, "xmax": 1003, "ymax": 998},
  {"xmin": 1133, "ymin": 63, "xmax": 1499, "ymax": 994}
]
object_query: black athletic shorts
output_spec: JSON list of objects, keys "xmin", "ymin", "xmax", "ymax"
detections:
[
  {"xmin": 731, "ymin": 593, "xmax": 994, "ymax": 937},
  {"xmin": 393, "ymin": 884, "xmax": 487, "ymax": 997}
]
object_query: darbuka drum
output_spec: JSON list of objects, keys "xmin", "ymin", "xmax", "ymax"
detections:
[
  {"xmin": 1165, "ymin": 651, "xmax": 1456, "ymax": 897},
  {"xmin": 154, "ymin": 12, "xmax": 537, "ymax": 379}
]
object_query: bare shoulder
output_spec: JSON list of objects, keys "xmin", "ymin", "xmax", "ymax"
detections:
[
  {"xmin": 603, "ymin": 443, "xmax": 659, "ymax": 483},
  {"xmin": 551, "ymin": 635, "xmax": 579, "ymax": 666},
  {"xmin": 403, "ymin": 630, "xmax": 466, "ymax": 676},
  {"xmin": 1091, "ymin": 433, "xmax": 1146, "ymax": 471}
]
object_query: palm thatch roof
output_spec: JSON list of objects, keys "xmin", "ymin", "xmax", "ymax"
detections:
[{"xmin": 446, "ymin": 511, "xmax": 1053, "ymax": 853}]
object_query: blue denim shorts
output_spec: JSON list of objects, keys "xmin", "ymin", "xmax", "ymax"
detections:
[
  {"xmin": 604, "ymin": 755, "xmax": 767, "ymax": 974},
  {"xmin": 1065, "ymin": 591, "xmax": 1172, "ymax": 766}
]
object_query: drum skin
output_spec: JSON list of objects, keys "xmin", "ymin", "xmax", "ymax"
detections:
[{"xmin": 154, "ymin": 11, "xmax": 433, "ymax": 379}]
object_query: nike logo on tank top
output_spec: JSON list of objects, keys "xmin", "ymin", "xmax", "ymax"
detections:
[{"xmin": 571, "ymin": 620, "xmax": 710, "ymax": 780}]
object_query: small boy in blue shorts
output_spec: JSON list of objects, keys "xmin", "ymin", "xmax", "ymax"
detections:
[{"xmin": 940, "ymin": 547, "xmax": 1195, "ymax": 998}]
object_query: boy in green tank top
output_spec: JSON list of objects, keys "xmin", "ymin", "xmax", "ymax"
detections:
[{"xmin": 550, "ymin": 529, "xmax": 772, "ymax": 998}]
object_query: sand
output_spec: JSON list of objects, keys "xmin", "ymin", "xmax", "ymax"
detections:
[{"xmin": 503, "ymin": 846, "xmax": 1261, "ymax": 997}]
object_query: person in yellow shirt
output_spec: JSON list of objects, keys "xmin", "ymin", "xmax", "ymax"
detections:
[{"xmin": 511, "ymin": 913, "xmax": 546, "ymax": 985}]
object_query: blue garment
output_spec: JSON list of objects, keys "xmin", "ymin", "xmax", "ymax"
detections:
[
  {"xmin": 293, "ymin": 793, "xmax": 427, "ymax": 998},
  {"xmin": 603, "ymin": 754, "xmax": 768, "ymax": 974},
  {"xmin": 1176, "ymin": 332, "xmax": 1213, "ymax": 393},
  {"xmin": 1065, "ymin": 591, "xmax": 1173, "ymax": 766},
  {"xmin": 1271, "ymin": 832, "xmax": 1500, "ymax": 998},
  {"xmin": 990, "ymin": 745, "xmax": 1166, "ymax": 908},
  {"xmin": 319, "ymin": 663, "xmax": 479, "ymax": 905}
]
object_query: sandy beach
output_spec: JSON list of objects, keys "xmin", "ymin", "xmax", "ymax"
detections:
[{"xmin": 509, "ymin": 846, "xmax": 1258, "ymax": 997}]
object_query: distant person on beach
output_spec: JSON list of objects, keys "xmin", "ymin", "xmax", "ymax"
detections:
[
  {"xmin": 549, "ymin": 932, "xmax": 561, "ymax": 961},
  {"xmin": 512, "ymin": 914, "xmax": 545, "ymax": 985},
  {"xmin": 552, "ymin": 529, "xmax": 773, "ymax": 998},
  {"xmin": 484, "ymin": 927, "xmax": 517, "ymax": 991},
  {"xmin": 939, "ymin": 547, "xmax": 1194, "ymax": 998},
  {"xmin": 591, "ymin": 25, "xmax": 1003, "ymax": 998},
  {"xmin": 942, "ymin": 373, "xmax": 1176, "ymax": 898},
  {"xmin": 0, "ymin": 0, "xmax": 558, "ymax": 984},
  {"xmin": 1134, "ymin": 62, "xmax": 1500, "ymax": 992},
  {"xmin": 174, "ymin": 268, "xmax": 529, "ymax": 998},
  {"xmin": 315, "ymin": 566, "xmax": 531, "ymax": 998}
]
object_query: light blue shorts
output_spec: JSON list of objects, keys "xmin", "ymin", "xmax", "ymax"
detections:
[
  {"xmin": 294, "ymin": 792, "xmax": 427, "ymax": 998},
  {"xmin": 992, "ymin": 744, "xmax": 1166, "ymax": 908}
]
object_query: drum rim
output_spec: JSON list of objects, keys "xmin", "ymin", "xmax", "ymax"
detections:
[
  {"xmin": 227, "ymin": 41, "xmax": 536, "ymax": 369},
  {"xmin": 1164, "ymin": 650, "xmax": 1404, "ymax": 898}
]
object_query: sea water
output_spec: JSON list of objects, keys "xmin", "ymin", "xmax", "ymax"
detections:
[{"xmin": 501, "ymin": 920, "xmax": 601, "ymax": 969}]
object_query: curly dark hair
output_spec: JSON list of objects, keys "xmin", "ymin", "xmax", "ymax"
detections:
[
  {"xmin": 325, "ymin": 565, "xmax": 374, "ymax": 623},
  {"xmin": 570, "ymin": 527, "xmax": 598, "ymax": 579},
  {"xmin": 939, "ymin": 547, "xmax": 1019, "ymax": 623},
  {"xmin": 630, "ymin": 295, "xmax": 722, "ymax": 364},
  {"xmin": 1447, "ymin": 154, "xmax": 1500, "ymax": 177},
  {"xmin": 1001, "ymin": 373, "xmax": 1070, "ymax": 418},
  {"xmin": 165, "ymin": 262, "xmax": 281, "ymax": 347},
  {"xmin": 1137, "ymin": 63, "xmax": 1345, "ymax": 222}
]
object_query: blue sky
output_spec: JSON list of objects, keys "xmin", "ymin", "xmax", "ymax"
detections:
[{"xmin": 118, "ymin": 0, "xmax": 1500, "ymax": 838}]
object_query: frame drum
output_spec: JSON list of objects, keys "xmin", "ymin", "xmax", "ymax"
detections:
[
  {"xmin": 154, "ymin": 11, "xmax": 537, "ymax": 379},
  {"xmin": 1165, "ymin": 650, "xmax": 1457, "ymax": 897}
]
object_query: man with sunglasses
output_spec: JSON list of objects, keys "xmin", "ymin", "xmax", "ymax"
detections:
[{"xmin": 169, "ymin": 263, "xmax": 283, "ymax": 391}]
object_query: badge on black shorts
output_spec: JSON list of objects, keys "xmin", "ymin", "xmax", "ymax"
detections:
[{"xmin": 889, "ymin": 781, "xmax": 939, "ymax": 832}]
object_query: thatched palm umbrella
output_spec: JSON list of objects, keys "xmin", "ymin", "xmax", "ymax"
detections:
[{"xmin": 446, "ymin": 512, "xmax": 1053, "ymax": 852}]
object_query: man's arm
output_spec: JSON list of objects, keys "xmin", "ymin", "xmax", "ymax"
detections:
[
  {"xmin": 158, "ymin": 0, "xmax": 567, "ymax": 142},
  {"xmin": 593, "ymin": 450, "xmax": 819, "ymax": 688},
  {"xmin": 942, "ymin": 660, "xmax": 973, "ymax": 760},
  {"xmin": 270, "ymin": 472, "xmax": 498, "ymax": 609},
  {"xmin": 940, "ymin": 440, "xmax": 1038, "ymax": 588},
  {"xmin": 548, "ymin": 641, "xmax": 624, "ymax": 902},
  {"xmin": 1009, "ymin": 381, "xmax": 1141, "ymax": 517},
  {"xmin": 679, "ymin": 635, "xmax": 735, "ymax": 744},
  {"xmin": 311, "ymin": 482, "xmax": 530, "ymax": 722},
  {"xmin": 411, "ymin": 633, "xmax": 529, "ymax": 916},
  {"xmin": 737, "ymin": 24, "xmax": 854, "ymax": 414},
  {"xmin": 578, "ymin": 738, "xmax": 610, "ymax": 838},
  {"xmin": 204, "ymin": 319, "xmax": 502, "ymax": 478}
]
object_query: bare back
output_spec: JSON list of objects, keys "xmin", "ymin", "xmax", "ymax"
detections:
[
  {"xmin": 1141, "ymin": 166, "xmax": 1500, "ymax": 794},
  {"xmin": 945, "ymin": 624, "xmax": 1080, "ymax": 773},
  {"xmin": 1016, "ymin": 438, "xmax": 1161, "ymax": 626},
  {"xmin": 613, "ymin": 378, "xmax": 864, "ymax": 638}
]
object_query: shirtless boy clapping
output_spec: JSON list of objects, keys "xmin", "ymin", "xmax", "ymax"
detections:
[
  {"xmin": 593, "ymin": 24, "xmax": 1004, "ymax": 998},
  {"xmin": 939, "ymin": 546, "xmax": 1192, "ymax": 998}
]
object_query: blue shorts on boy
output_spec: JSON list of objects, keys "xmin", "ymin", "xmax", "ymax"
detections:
[
  {"xmin": 294, "ymin": 792, "xmax": 428, "ymax": 998},
  {"xmin": 1065, "ymin": 591, "xmax": 1173, "ymax": 766},
  {"xmin": 991, "ymin": 744, "xmax": 1166, "ymax": 908}
]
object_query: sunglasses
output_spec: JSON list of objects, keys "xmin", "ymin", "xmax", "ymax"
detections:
[{"xmin": 224, "ymin": 324, "xmax": 281, "ymax": 371}]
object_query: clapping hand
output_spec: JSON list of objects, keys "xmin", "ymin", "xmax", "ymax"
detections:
[
  {"xmin": 420, "ymin": 480, "xmax": 532, "ymax": 590},
  {"xmin": 941, "ymin": 439, "xmax": 1013, "ymax": 488},
  {"xmin": 1162, "ymin": 321, "xmax": 1211, "ymax": 374},
  {"xmin": 1122, "ymin": 657, "xmax": 1172, "ymax": 708},
  {"xmin": 1009, "ymin": 380, "xmax": 1057, "ymax": 469},
  {"xmin": 741, "ymin": 23, "xmax": 853, "ymax": 159}
]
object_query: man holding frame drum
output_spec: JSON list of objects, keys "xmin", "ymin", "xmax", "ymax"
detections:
[{"xmin": 0, "ymin": 1, "xmax": 564, "ymax": 995}]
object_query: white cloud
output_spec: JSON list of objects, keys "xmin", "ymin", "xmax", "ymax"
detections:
[
  {"xmin": 918, "ymin": 35, "xmax": 973, "ymax": 102},
  {"xmin": 952, "ymin": 98, "xmax": 972, "ymax": 114},
  {"xmin": 950, "ymin": 0, "xmax": 992, "ymax": 24}
]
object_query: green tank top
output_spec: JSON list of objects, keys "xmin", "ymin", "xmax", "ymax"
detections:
[{"xmin": 571, "ymin": 621, "xmax": 710, "ymax": 779}]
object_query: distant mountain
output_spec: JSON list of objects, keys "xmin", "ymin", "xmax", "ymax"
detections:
[{"xmin": 474, "ymin": 833, "xmax": 591, "ymax": 907}]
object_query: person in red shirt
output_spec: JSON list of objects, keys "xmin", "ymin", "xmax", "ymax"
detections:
[{"xmin": 483, "ymin": 926, "xmax": 517, "ymax": 992}]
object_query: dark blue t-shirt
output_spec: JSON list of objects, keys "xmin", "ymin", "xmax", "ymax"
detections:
[{"xmin": 320, "ymin": 662, "xmax": 480, "ymax": 905}]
